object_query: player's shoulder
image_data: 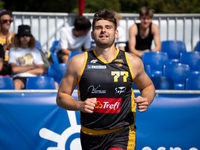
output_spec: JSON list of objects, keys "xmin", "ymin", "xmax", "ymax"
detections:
[
  {"xmin": 68, "ymin": 52, "xmax": 86, "ymax": 64},
  {"xmin": 126, "ymin": 52, "xmax": 143, "ymax": 67},
  {"xmin": 67, "ymin": 52, "xmax": 86, "ymax": 74}
]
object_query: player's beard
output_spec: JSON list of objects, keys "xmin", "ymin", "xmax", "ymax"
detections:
[{"xmin": 94, "ymin": 33, "xmax": 115, "ymax": 49}]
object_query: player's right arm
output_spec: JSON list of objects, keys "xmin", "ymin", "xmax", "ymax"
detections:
[
  {"xmin": 129, "ymin": 24, "xmax": 143, "ymax": 58},
  {"xmin": 56, "ymin": 53, "xmax": 97, "ymax": 113}
]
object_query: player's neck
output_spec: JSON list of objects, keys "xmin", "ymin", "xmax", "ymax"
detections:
[{"xmin": 95, "ymin": 46, "xmax": 117, "ymax": 62}]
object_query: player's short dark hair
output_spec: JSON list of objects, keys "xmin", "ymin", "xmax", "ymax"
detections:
[
  {"xmin": 92, "ymin": 9, "xmax": 117, "ymax": 31},
  {"xmin": 74, "ymin": 16, "xmax": 91, "ymax": 31}
]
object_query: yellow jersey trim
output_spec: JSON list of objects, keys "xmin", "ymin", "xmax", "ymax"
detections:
[
  {"xmin": 93, "ymin": 48, "xmax": 120, "ymax": 64},
  {"xmin": 81, "ymin": 125, "xmax": 124, "ymax": 135},
  {"xmin": 127, "ymin": 124, "xmax": 136, "ymax": 150},
  {"xmin": 131, "ymin": 89, "xmax": 136, "ymax": 122},
  {"xmin": 77, "ymin": 52, "xmax": 88, "ymax": 101},
  {"xmin": 125, "ymin": 52, "xmax": 134, "ymax": 81}
]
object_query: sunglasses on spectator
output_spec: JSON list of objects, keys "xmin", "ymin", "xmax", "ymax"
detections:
[{"xmin": 1, "ymin": 19, "xmax": 13, "ymax": 23}]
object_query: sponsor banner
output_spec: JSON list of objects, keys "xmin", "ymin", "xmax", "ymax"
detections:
[
  {"xmin": 0, "ymin": 93, "xmax": 200, "ymax": 150},
  {"xmin": 94, "ymin": 98, "xmax": 121, "ymax": 113}
]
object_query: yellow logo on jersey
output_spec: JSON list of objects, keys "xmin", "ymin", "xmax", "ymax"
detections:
[
  {"xmin": 111, "ymin": 71, "xmax": 129, "ymax": 82},
  {"xmin": 95, "ymin": 101, "xmax": 103, "ymax": 109}
]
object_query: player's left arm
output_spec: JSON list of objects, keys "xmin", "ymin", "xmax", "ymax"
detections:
[
  {"xmin": 128, "ymin": 53, "xmax": 155, "ymax": 112},
  {"xmin": 151, "ymin": 24, "xmax": 161, "ymax": 52}
]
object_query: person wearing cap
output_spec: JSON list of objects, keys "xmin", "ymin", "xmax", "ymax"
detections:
[
  {"xmin": 8, "ymin": 25, "xmax": 44, "ymax": 89},
  {"xmin": 0, "ymin": 9, "xmax": 15, "ymax": 75},
  {"xmin": 129, "ymin": 7, "xmax": 161, "ymax": 58}
]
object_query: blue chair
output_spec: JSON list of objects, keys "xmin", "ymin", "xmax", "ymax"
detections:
[
  {"xmin": 68, "ymin": 51, "xmax": 84, "ymax": 62},
  {"xmin": 142, "ymin": 52, "xmax": 169, "ymax": 76},
  {"xmin": 50, "ymin": 52, "xmax": 59, "ymax": 64},
  {"xmin": 180, "ymin": 51, "xmax": 200, "ymax": 75},
  {"xmin": 185, "ymin": 75, "xmax": 200, "ymax": 90},
  {"xmin": 196, "ymin": 41, "xmax": 200, "ymax": 52},
  {"xmin": 48, "ymin": 63, "xmax": 67, "ymax": 84},
  {"xmin": 26, "ymin": 76, "xmax": 56, "ymax": 89},
  {"xmin": 151, "ymin": 76, "xmax": 174, "ymax": 90},
  {"xmin": 161, "ymin": 40, "xmax": 187, "ymax": 62},
  {"xmin": 163, "ymin": 63, "xmax": 191, "ymax": 90},
  {"xmin": 35, "ymin": 40, "xmax": 42, "ymax": 50},
  {"xmin": 50, "ymin": 40, "xmax": 59, "ymax": 52},
  {"xmin": 0, "ymin": 76, "xmax": 15, "ymax": 89}
]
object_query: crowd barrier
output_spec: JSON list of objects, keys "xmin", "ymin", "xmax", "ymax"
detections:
[
  {"xmin": 11, "ymin": 12, "xmax": 200, "ymax": 51},
  {"xmin": 0, "ymin": 90, "xmax": 200, "ymax": 150}
]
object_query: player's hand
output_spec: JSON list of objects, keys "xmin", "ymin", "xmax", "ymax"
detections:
[
  {"xmin": 80, "ymin": 98, "xmax": 97, "ymax": 113},
  {"xmin": 134, "ymin": 96, "xmax": 149, "ymax": 112}
]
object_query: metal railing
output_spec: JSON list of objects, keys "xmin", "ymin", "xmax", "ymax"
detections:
[
  {"xmin": 11, "ymin": 12, "xmax": 200, "ymax": 52},
  {"xmin": 0, "ymin": 90, "xmax": 200, "ymax": 94}
]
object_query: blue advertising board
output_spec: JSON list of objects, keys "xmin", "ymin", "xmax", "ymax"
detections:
[{"xmin": 0, "ymin": 92, "xmax": 199, "ymax": 150}]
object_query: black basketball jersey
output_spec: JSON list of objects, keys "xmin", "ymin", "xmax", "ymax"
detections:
[{"xmin": 77, "ymin": 49, "xmax": 136, "ymax": 132}]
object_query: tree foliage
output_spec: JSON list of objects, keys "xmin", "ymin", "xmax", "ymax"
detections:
[
  {"xmin": 1, "ymin": 0, "xmax": 200, "ymax": 13},
  {"xmin": 0, "ymin": 0, "xmax": 4, "ymax": 10}
]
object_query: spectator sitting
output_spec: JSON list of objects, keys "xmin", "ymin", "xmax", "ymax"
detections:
[
  {"xmin": 8, "ymin": 25, "xmax": 45, "ymax": 89},
  {"xmin": 129, "ymin": 6, "xmax": 161, "ymax": 58},
  {"xmin": 112, "ymin": 10, "xmax": 126, "ymax": 51},
  {"xmin": 55, "ymin": 16, "xmax": 91, "ymax": 63},
  {"xmin": 0, "ymin": 9, "xmax": 15, "ymax": 74}
]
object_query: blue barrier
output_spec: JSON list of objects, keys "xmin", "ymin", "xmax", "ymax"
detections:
[{"xmin": 0, "ymin": 92, "xmax": 199, "ymax": 150}]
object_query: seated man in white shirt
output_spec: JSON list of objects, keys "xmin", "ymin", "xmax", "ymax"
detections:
[{"xmin": 55, "ymin": 16, "xmax": 91, "ymax": 63}]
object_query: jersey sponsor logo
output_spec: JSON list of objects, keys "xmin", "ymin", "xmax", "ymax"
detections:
[
  {"xmin": 87, "ymin": 85, "xmax": 106, "ymax": 94},
  {"xmin": 94, "ymin": 98, "xmax": 121, "ymax": 113},
  {"xmin": 113, "ymin": 59, "xmax": 124, "ymax": 67},
  {"xmin": 87, "ymin": 65, "xmax": 106, "ymax": 69},
  {"xmin": 90, "ymin": 59, "xmax": 98, "ymax": 63},
  {"xmin": 115, "ymin": 86, "xmax": 126, "ymax": 95},
  {"xmin": 113, "ymin": 59, "xmax": 124, "ymax": 64}
]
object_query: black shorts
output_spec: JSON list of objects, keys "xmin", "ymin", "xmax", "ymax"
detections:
[
  {"xmin": 13, "ymin": 77, "xmax": 28, "ymax": 88},
  {"xmin": 56, "ymin": 50, "xmax": 64, "ymax": 63},
  {"xmin": 81, "ymin": 125, "xmax": 136, "ymax": 150}
]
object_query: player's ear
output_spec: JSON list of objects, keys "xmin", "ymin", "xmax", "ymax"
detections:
[{"xmin": 115, "ymin": 29, "xmax": 119, "ymax": 39}]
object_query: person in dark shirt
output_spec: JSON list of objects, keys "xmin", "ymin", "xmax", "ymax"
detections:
[
  {"xmin": 0, "ymin": 44, "xmax": 7, "ymax": 75},
  {"xmin": 129, "ymin": 6, "xmax": 161, "ymax": 58},
  {"xmin": 56, "ymin": 9, "xmax": 155, "ymax": 150}
]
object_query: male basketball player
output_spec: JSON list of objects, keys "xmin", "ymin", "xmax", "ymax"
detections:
[{"xmin": 56, "ymin": 9, "xmax": 155, "ymax": 150}]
